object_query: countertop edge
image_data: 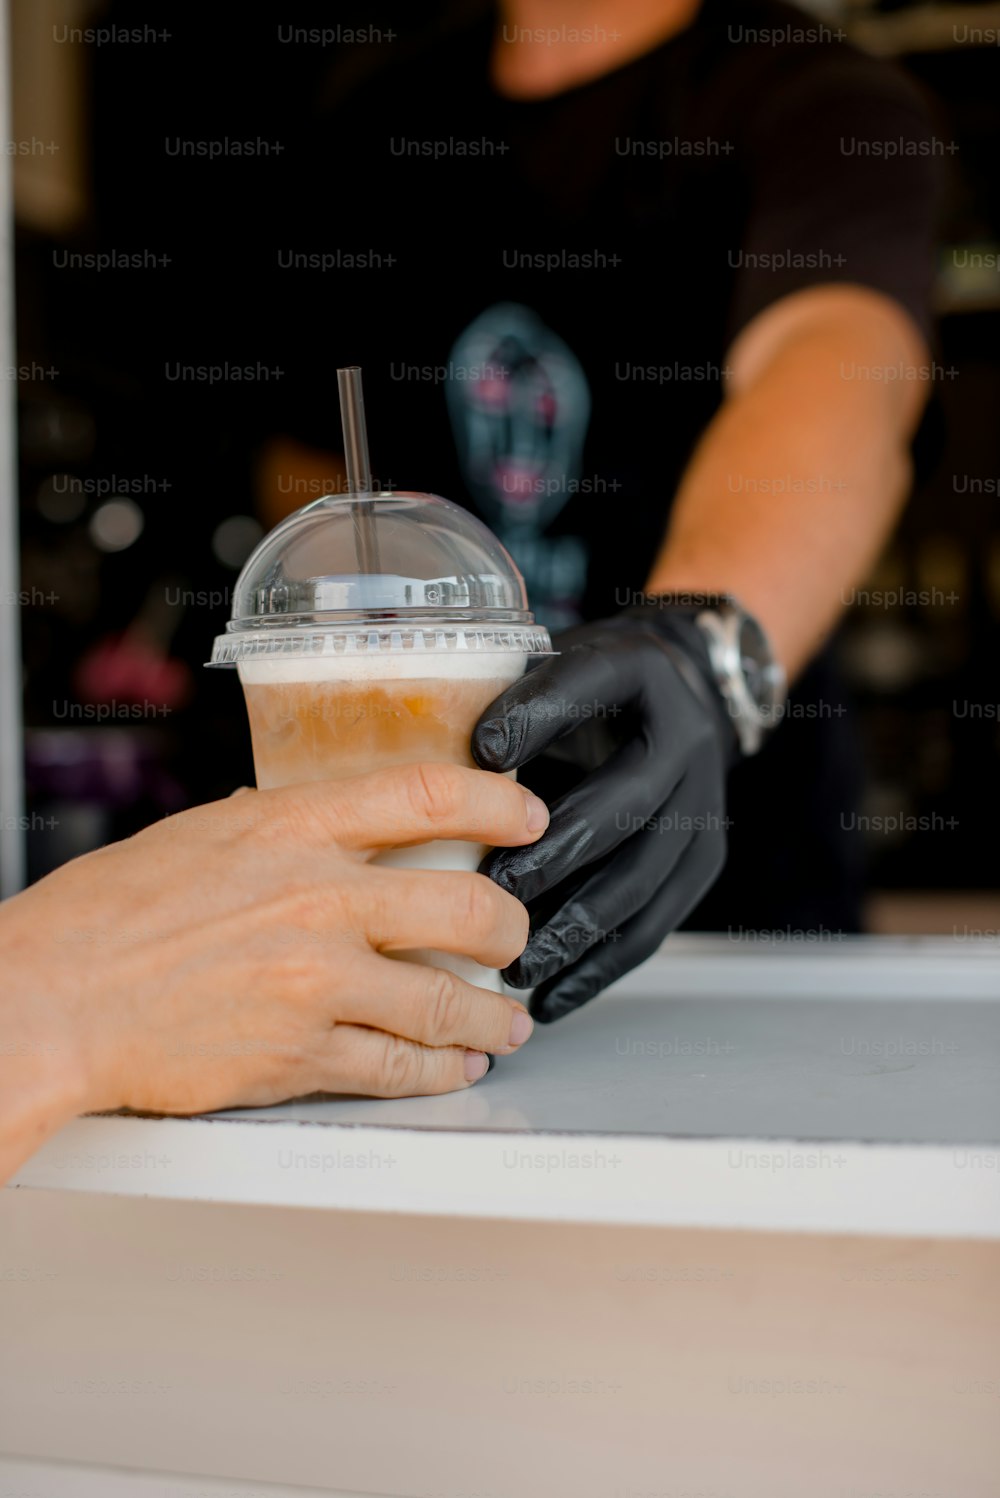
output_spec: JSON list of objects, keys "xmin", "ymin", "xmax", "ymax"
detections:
[{"xmin": 8, "ymin": 1113, "xmax": 999, "ymax": 1239}]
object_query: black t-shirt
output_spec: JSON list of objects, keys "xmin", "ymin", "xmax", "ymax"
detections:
[{"xmin": 262, "ymin": 0, "xmax": 939, "ymax": 929}]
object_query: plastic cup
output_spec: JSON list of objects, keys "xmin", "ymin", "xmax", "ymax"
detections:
[{"xmin": 209, "ymin": 486, "xmax": 553, "ymax": 991}]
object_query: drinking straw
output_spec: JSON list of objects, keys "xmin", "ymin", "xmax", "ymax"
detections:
[{"xmin": 337, "ymin": 365, "xmax": 381, "ymax": 576}]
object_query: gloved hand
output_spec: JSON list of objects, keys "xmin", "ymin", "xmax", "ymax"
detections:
[{"xmin": 472, "ymin": 605, "xmax": 738, "ymax": 1022}]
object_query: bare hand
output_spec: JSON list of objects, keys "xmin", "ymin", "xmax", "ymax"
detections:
[{"xmin": 2, "ymin": 764, "xmax": 548, "ymax": 1118}]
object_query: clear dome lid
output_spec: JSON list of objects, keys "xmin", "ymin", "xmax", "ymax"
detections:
[{"xmin": 208, "ymin": 489, "xmax": 553, "ymax": 666}]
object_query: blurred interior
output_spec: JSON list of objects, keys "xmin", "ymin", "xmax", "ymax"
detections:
[{"xmin": 7, "ymin": 0, "xmax": 1000, "ymax": 932}]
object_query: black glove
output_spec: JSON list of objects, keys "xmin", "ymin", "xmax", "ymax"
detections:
[{"xmin": 472, "ymin": 606, "xmax": 739, "ymax": 1023}]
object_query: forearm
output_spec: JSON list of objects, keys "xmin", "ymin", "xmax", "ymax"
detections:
[
  {"xmin": 1, "ymin": 906, "xmax": 94, "ymax": 1186},
  {"xmin": 646, "ymin": 287, "xmax": 929, "ymax": 680},
  {"xmin": 0, "ymin": 1033, "xmax": 86, "ymax": 1186},
  {"xmin": 0, "ymin": 1060, "xmax": 81, "ymax": 1186}
]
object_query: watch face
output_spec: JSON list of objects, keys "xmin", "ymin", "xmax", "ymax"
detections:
[{"xmin": 737, "ymin": 615, "xmax": 785, "ymax": 713}]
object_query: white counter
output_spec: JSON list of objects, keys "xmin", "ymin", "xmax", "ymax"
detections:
[
  {"xmin": 3, "ymin": 936, "xmax": 999, "ymax": 1497},
  {"xmin": 10, "ymin": 937, "xmax": 1000, "ymax": 1238}
]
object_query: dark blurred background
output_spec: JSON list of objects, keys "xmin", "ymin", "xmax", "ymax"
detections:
[{"xmin": 8, "ymin": 0, "xmax": 1000, "ymax": 931}]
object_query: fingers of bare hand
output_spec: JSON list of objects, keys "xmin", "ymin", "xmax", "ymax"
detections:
[
  {"xmin": 338, "ymin": 955, "xmax": 533, "ymax": 1057},
  {"xmin": 359, "ymin": 867, "xmax": 529, "ymax": 969},
  {"xmin": 261, "ymin": 762, "xmax": 548, "ymax": 856},
  {"xmin": 321, "ymin": 1024, "xmax": 493, "ymax": 1098}
]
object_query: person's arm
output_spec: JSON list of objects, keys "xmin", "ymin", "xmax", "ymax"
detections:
[
  {"xmin": 0, "ymin": 1036, "xmax": 88, "ymax": 1193},
  {"xmin": 470, "ymin": 279, "xmax": 928, "ymax": 1019},
  {"xmin": 472, "ymin": 284, "xmax": 930, "ymax": 1020},
  {"xmin": 0, "ymin": 766, "xmax": 547, "ymax": 1185},
  {"xmin": 646, "ymin": 282, "xmax": 929, "ymax": 679}
]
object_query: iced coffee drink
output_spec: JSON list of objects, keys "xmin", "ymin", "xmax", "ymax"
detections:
[
  {"xmin": 211, "ymin": 502, "xmax": 550, "ymax": 990},
  {"xmin": 210, "ymin": 369, "xmax": 552, "ymax": 990}
]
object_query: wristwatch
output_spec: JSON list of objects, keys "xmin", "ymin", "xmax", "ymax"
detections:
[{"xmin": 637, "ymin": 593, "xmax": 787, "ymax": 756}]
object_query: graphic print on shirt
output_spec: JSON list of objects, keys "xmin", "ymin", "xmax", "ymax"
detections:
[{"xmin": 446, "ymin": 302, "xmax": 590, "ymax": 631}]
